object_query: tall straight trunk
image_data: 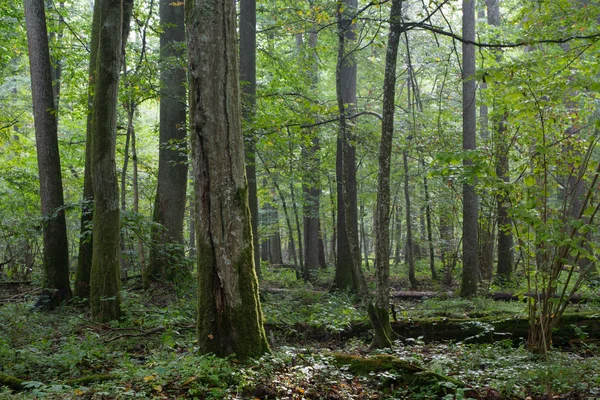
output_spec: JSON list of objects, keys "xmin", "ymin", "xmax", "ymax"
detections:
[
  {"xmin": 240, "ymin": 0, "xmax": 260, "ymax": 277},
  {"xmin": 24, "ymin": 0, "xmax": 72, "ymax": 306},
  {"xmin": 76, "ymin": 0, "xmax": 132, "ymax": 299},
  {"xmin": 187, "ymin": 0, "xmax": 269, "ymax": 359},
  {"xmin": 268, "ymin": 206, "xmax": 283, "ymax": 265},
  {"xmin": 131, "ymin": 124, "xmax": 145, "ymax": 270},
  {"xmin": 394, "ymin": 203, "xmax": 402, "ymax": 265},
  {"xmin": 460, "ymin": 0, "xmax": 479, "ymax": 297},
  {"xmin": 360, "ymin": 201, "xmax": 369, "ymax": 270},
  {"xmin": 47, "ymin": 1, "xmax": 63, "ymax": 114},
  {"xmin": 300, "ymin": 28, "xmax": 321, "ymax": 280},
  {"xmin": 334, "ymin": 0, "xmax": 362, "ymax": 292},
  {"xmin": 90, "ymin": 0, "xmax": 126, "ymax": 322},
  {"xmin": 328, "ymin": 174, "xmax": 337, "ymax": 265},
  {"xmin": 372, "ymin": 0, "xmax": 403, "ymax": 348},
  {"xmin": 75, "ymin": 0, "xmax": 101, "ymax": 299},
  {"xmin": 289, "ymin": 141, "xmax": 304, "ymax": 269},
  {"xmin": 403, "ymin": 151, "xmax": 418, "ymax": 288},
  {"xmin": 119, "ymin": 98, "xmax": 133, "ymax": 273},
  {"xmin": 423, "ymin": 161, "xmax": 437, "ymax": 279},
  {"xmin": 404, "ymin": 40, "xmax": 418, "ymax": 288},
  {"xmin": 486, "ymin": 0, "xmax": 513, "ymax": 283},
  {"xmin": 148, "ymin": 0, "xmax": 188, "ymax": 283}
]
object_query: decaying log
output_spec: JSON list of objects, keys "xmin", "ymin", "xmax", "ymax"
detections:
[{"xmin": 265, "ymin": 313, "xmax": 600, "ymax": 347}]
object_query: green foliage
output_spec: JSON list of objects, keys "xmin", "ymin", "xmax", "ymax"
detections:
[{"xmin": 262, "ymin": 288, "xmax": 364, "ymax": 333}]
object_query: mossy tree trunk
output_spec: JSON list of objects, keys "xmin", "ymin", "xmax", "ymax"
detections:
[
  {"xmin": 24, "ymin": 0, "xmax": 72, "ymax": 307},
  {"xmin": 89, "ymin": 0, "xmax": 125, "ymax": 322},
  {"xmin": 372, "ymin": 0, "xmax": 403, "ymax": 349},
  {"xmin": 147, "ymin": 0, "xmax": 188, "ymax": 285},
  {"xmin": 186, "ymin": 0, "xmax": 269, "ymax": 360},
  {"xmin": 76, "ymin": 0, "xmax": 132, "ymax": 299}
]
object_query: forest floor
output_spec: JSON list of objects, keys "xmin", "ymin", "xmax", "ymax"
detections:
[{"xmin": 1, "ymin": 266, "xmax": 600, "ymax": 399}]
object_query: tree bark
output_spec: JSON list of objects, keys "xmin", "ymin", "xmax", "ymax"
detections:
[
  {"xmin": 76, "ymin": 0, "xmax": 132, "ymax": 299},
  {"xmin": 299, "ymin": 29, "xmax": 321, "ymax": 281},
  {"xmin": 460, "ymin": 0, "xmax": 479, "ymax": 297},
  {"xmin": 403, "ymin": 151, "xmax": 418, "ymax": 288},
  {"xmin": 24, "ymin": 0, "xmax": 72, "ymax": 307},
  {"xmin": 372, "ymin": 0, "xmax": 403, "ymax": 348},
  {"xmin": 334, "ymin": 0, "xmax": 361, "ymax": 292},
  {"xmin": 186, "ymin": 0, "xmax": 269, "ymax": 359},
  {"xmin": 240, "ymin": 0, "xmax": 260, "ymax": 277},
  {"xmin": 147, "ymin": 0, "xmax": 188, "ymax": 283},
  {"xmin": 89, "ymin": 0, "xmax": 125, "ymax": 322},
  {"xmin": 423, "ymin": 160, "xmax": 437, "ymax": 279}
]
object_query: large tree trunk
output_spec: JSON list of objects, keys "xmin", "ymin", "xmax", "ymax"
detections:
[
  {"xmin": 240, "ymin": 0, "xmax": 260, "ymax": 277},
  {"xmin": 89, "ymin": 0, "xmax": 126, "ymax": 322},
  {"xmin": 147, "ymin": 0, "xmax": 188, "ymax": 283},
  {"xmin": 372, "ymin": 0, "xmax": 403, "ymax": 348},
  {"xmin": 334, "ymin": 0, "xmax": 361, "ymax": 292},
  {"xmin": 24, "ymin": 0, "xmax": 72, "ymax": 307},
  {"xmin": 460, "ymin": 0, "xmax": 479, "ymax": 297},
  {"xmin": 186, "ymin": 0, "xmax": 269, "ymax": 359}
]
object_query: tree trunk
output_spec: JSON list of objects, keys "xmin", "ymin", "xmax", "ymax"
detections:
[
  {"xmin": 148, "ymin": 0, "xmax": 188, "ymax": 283},
  {"xmin": 89, "ymin": 0, "xmax": 127, "ymax": 322},
  {"xmin": 259, "ymin": 158, "xmax": 298, "ymax": 268},
  {"xmin": 240, "ymin": 0, "xmax": 260, "ymax": 277},
  {"xmin": 360, "ymin": 201, "xmax": 369, "ymax": 270},
  {"xmin": 423, "ymin": 161, "xmax": 437, "ymax": 279},
  {"xmin": 372, "ymin": 0, "xmax": 403, "ymax": 348},
  {"xmin": 186, "ymin": 0, "xmax": 269, "ymax": 359},
  {"xmin": 394, "ymin": 203, "xmax": 402, "ymax": 265},
  {"xmin": 24, "ymin": 0, "xmax": 72, "ymax": 307},
  {"xmin": 76, "ymin": 0, "xmax": 132, "ymax": 299},
  {"xmin": 300, "ymin": 29, "xmax": 321, "ymax": 281},
  {"xmin": 403, "ymin": 151, "xmax": 418, "ymax": 288},
  {"xmin": 460, "ymin": 0, "xmax": 479, "ymax": 297},
  {"xmin": 334, "ymin": 0, "xmax": 361, "ymax": 292}
]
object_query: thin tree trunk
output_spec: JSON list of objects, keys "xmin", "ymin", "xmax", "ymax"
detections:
[
  {"xmin": 75, "ymin": 0, "xmax": 101, "ymax": 299},
  {"xmin": 360, "ymin": 201, "xmax": 369, "ymax": 270},
  {"xmin": 289, "ymin": 137, "xmax": 304, "ymax": 269},
  {"xmin": 394, "ymin": 204, "xmax": 402, "ymax": 266},
  {"xmin": 423, "ymin": 160, "xmax": 437, "ymax": 279},
  {"xmin": 460, "ymin": 0, "xmax": 479, "ymax": 297},
  {"xmin": 403, "ymin": 151, "xmax": 418, "ymax": 288},
  {"xmin": 372, "ymin": 0, "xmax": 403, "ymax": 348},
  {"xmin": 258, "ymin": 155, "xmax": 298, "ymax": 268},
  {"xmin": 486, "ymin": 0, "xmax": 513, "ymax": 283},
  {"xmin": 24, "ymin": 0, "xmax": 72, "ymax": 307},
  {"xmin": 240, "ymin": 0, "xmax": 260, "ymax": 277}
]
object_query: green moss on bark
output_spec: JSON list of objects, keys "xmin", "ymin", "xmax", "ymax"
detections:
[
  {"xmin": 368, "ymin": 302, "xmax": 395, "ymax": 349},
  {"xmin": 0, "ymin": 372, "xmax": 24, "ymax": 391},
  {"xmin": 332, "ymin": 353, "xmax": 463, "ymax": 387}
]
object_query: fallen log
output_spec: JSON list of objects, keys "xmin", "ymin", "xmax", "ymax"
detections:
[
  {"xmin": 332, "ymin": 353, "xmax": 464, "ymax": 389},
  {"xmin": 265, "ymin": 313, "xmax": 600, "ymax": 347},
  {"xmin": 0, "ymin": 372, "xmax": 24, "ymax": 391}
]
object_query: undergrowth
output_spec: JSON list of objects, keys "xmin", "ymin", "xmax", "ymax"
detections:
[{"xmin": 1, "ymin": 266, "xmax": 599, "ymax": 399}]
